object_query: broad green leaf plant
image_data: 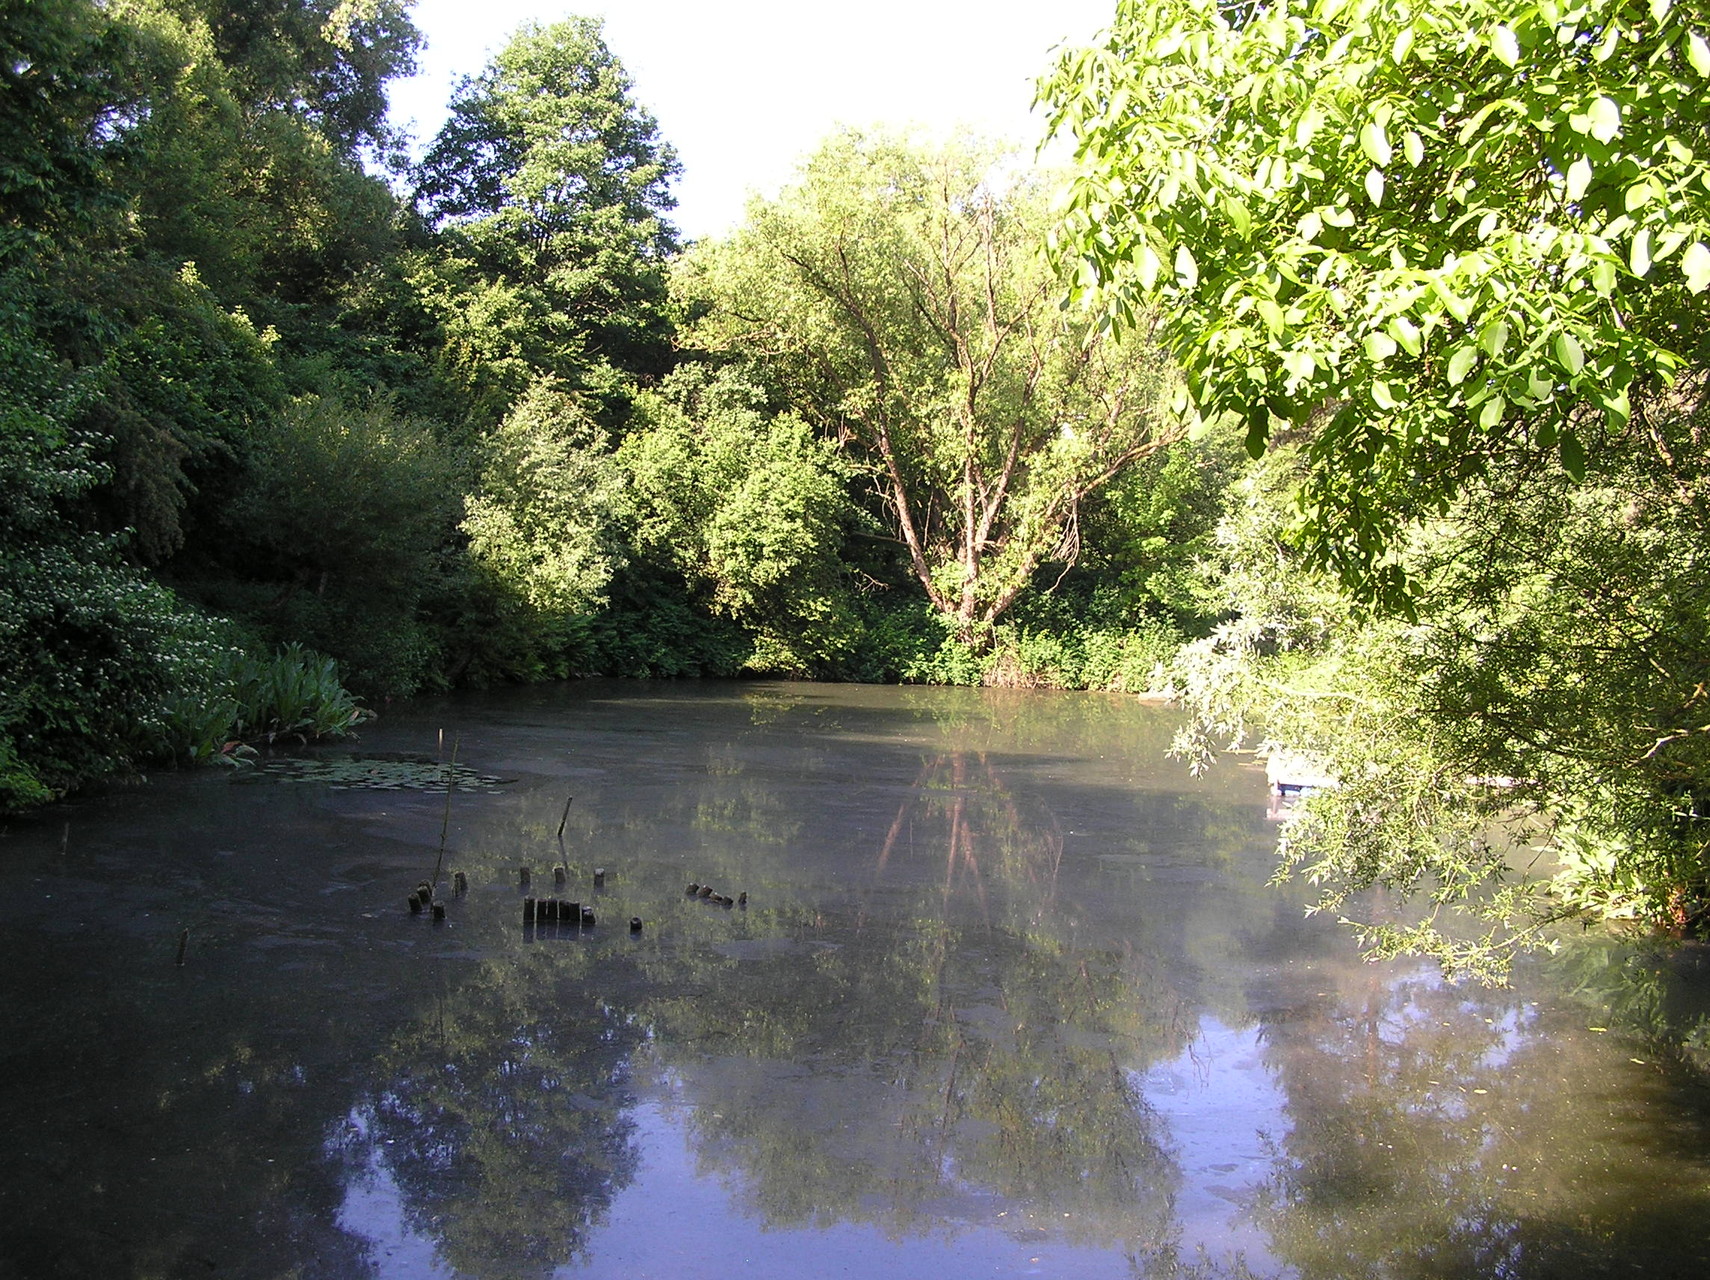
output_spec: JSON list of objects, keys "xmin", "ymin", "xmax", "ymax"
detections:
[{"xmin": 1043, "ymin": 0, "xmax": 1710, "ymax": 610}]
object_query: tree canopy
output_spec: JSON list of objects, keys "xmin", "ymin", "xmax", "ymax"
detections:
[
  {"xmin": 1042, "ymin": 0, "xmax": 1710, "ymax": 610},
  {"xmin": 414, "ymin": 16, "xmax": 681, "ymax": 405},
  {"xmin": 681, "ymin": 131, "xmax": 1179, "ymax": 638}
]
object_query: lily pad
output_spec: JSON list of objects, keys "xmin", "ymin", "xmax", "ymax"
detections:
[{"xmin": 246, "ymin": 753, "xmax": 514, "ymax": 793}]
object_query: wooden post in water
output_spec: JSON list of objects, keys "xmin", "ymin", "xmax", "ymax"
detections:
[
  {"xmin": 175, "ymin": 928, "xmax": 188, "ymax": 966},
  {"xmin": 430, "ymin": 733, "xmax": 460, "ymax": 895},
  {"xmin": 556, "ymin": 790, "xmax": 574, "ymax": 841}
]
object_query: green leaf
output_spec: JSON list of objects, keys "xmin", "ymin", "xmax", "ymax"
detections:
[
  {"xmin": 1605, "ymin": 385, "xmax": 1631, "ymax": 430},
  {"xmin": 1390, "ymin": 315, "xmax": 1422, "ymax": 356},
  {"xmin": 1403, "ymin": 131, "xmax": 1424, "ymax": 166},
  {"xmin": 1364, "ymin": 331, "xmax": 1398, "ymax": 362},
  {"xmin": 1565, "ymin": 157, "xmax": 1592, "ymax": 202},
  {"xmin": 1630, "ymin": 228, "xmax": 1653, "ymax": 277},
  {"xmin": 1490, "ymin": 25, "xmax": 1520, "ymax": 67},
  {"xmin": 1555, "ymin": 331, "xmax": 1585, "ymax": 376},
  {"xmin": 1478, "ymin": 394, "xmax": 1505, "ymax": 429},
  {"xmin": 1478, "ymin": 321, "xmax": 1510, "ymax": 357},
  {"xmin": 1594, "ymin": 23, "xmax": 1621, "ymax": 63},
  {"xmin": 1295, "ymin": 105, "xmax": 1327, "ymax": 148},
  {"xmin": 1281, "ymin": 350, "xmax": 1318, "ymax": 382},
  {"xmin": 1174, "ymin": 244, "xmax": 1198, "ymax": 288},
  {"xmin": 1224, "ymin": 197, "xmax": 1252, "ymax": 236},
  {"xmin": 1136, "ymin": 243, "xmax": 1161, "ymax": 289},
  {"xmin": 1245, "ymin": 404, "xmax": 1269, "ymax": 458},
  {"xmin": 1365, "ymin": 167, "xmax": 1385, "ymax": 206},
  {"xmin": 1587, "ymin": 96, "xmax": 1621, "ymax": 144},
  {"xmin": 1690, "ymin": 31, "xmax": 1710, "ymax": 78},
  {"xmin": 1559, "ymin": 429, "xmax": 1586, "ymax": 481},
  {"xmin": 1371, "ymin": 379, "xmax": 1399, "ymax": 409},
  {"xmin": 1257, "ymin": 298, "xmax": 1285, "ymax": 334},
  {"xmin": 1682, "ymin": 241, "xmax": 1710, "ymax": 293},
  {"xmin": 1447, "ymin": 344, "xmax": 1477, "ymax": 386},
  {"xmin": 1434, "ymin": 279, "xmax": 1471, "ymax": 323},
  {"xmin": 1360, "ymin": 121, "xmax": 1392, "ymax": 167}
]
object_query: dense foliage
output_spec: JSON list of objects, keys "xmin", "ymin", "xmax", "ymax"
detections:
[
  {"xmin": 2, "ymin": 1, "xmax": 1201, "ymax": 813},
  {"xmin": 680, "ymin": 132, "xmax": 1182, "ymax": 639},
  {"xmin": 1046, "ymin": 0, "xmax": 1710, "ymax": 973}
]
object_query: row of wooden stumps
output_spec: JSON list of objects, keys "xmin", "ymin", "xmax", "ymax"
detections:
[
  {"xmin": 408, "ymin": 870, "xmax": 468, "ymax": 921},
  {"xmin": 524, "ymin": 897, "xmax": 596, "ymax": 926}
]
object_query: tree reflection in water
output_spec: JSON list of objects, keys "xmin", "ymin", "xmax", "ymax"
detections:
[
  {"xmin": 13, "ymin": 684, "xmax": 1708, "ymax": 1278},
  {"xmin": 336, "ymin": 958, "xmax": 644, "ymax": 1278},
  {"xmin": 635, "ymin": 738, "xmax": 1212, "ymax": 1265},
  {"xmin": 1249, "ymin": 958, "xmax": 1710, "ymax": 1278}
]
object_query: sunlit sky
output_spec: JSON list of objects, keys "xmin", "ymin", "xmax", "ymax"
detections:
[{"xmin": 386, "ymin": 0, "xmax": 1117, "ymax": 241}]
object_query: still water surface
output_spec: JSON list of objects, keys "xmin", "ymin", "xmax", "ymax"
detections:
[{"xmin": 2, "ymin": 680, "xmax": 1709, "ymax": 1279}]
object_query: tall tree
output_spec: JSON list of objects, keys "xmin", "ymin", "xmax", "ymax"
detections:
[
  {"xmin": 413, "ymin": 16, "xmax": 680, "ymax": 416},
  {"xmin": 680, "ymin": 131, "xmax": 1178, "ymax": 640},
  {"xmin": 171, "ymin": 0, "xmax": 421, "ymax": 153}
]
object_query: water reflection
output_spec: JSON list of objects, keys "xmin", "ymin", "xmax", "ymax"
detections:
[
  {"xmin": 346, "ymin": 965, "xmax": 644, "ymax": 1277},
  {"xmin": 2, "ymin": 682, "xmax": 1709, "ymax": 1279}
]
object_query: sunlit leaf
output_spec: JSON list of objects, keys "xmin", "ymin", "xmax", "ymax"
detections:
[
  {"xmin": 1490, "ymin": 25, "xmax": 1520, "ymax": 67},
  {"xmin": 1682, "ymin": 241, "xmax": 1710, "ymax": 293},
  {"xmin": 1447, "ymin": 344, "xmax": 1477, "ymax": 385},
  {"xmin": 1555, "ymin": 331, "xmax": 1585, "ymax": 376},
  {"xmin": 1587, "ymin": 96, "xmax": 1621, "ymax": 144},
  {"xmin": 1690, "ymin": 31, "xmax": 1710, "ymax": 77},
  {"xmin": 1360, "ymin": 121, "xmax": 1392, "ymax": 167},
  {"xmin": 1136, "ymin": 243, "xmax": 1161, "ymax": 289},
  {"xmin": 1630, "ymin": 228, "xmax": 1653, "ymax": 277},
  {"xmin": 1565, "ymin": 157, "xmax": 1592, "ymax": 202},
  {"xmin": 1365, "ymin": 331, "xmax": 1398, "ymax": 362},
  {"xmin": 1174, "ymin": 244, "xmax": 1198, "ymax": 288},
  {"xmin": 1365, "ymin": 167, "xmax": 1385, "ymax": 206}
]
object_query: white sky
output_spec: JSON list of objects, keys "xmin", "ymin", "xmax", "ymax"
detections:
[{"xmin": 386, "ymin": 0, "xmax": 1117, "ymax": 241}]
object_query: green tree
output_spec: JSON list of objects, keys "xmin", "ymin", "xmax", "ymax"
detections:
[
  {"xmin": 621, "ymin": 365, "xmax": 858, "ymax": 674},
  {"xmin": 168, "ymin": 0, "xmax": 420, "ymax": 153},
  {"xmin": 462, "ymin": 379, "xmax": 630, "ymax": 618},
  {"xmin": 679, "ymin": 131, "xmax": 1180, "ymax": 641},
  {"xmin": 1042, "ymin": 0, "xmax": 1710, "ymax": 610},
  {"xmin": 0, "ymin": 269, "xmax": 226, "ymax": 807},
  {"xmin": 225, "ymin": 390, "xmax": 462, "ymax": 695},
  {"xmin": 413, "ymin": 16, "xmax": 680, "ymax": 422},
  {"xmin": 0, "ymin": 0, "xmax": 142, "ymax": 261}
]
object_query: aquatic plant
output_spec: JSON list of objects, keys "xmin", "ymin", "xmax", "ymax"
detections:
[{"xmin": 162, "ymin": 642, "xmax": 373, "ymax": 763}]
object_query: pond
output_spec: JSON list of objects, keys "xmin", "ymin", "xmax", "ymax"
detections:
[{"xmin": 2, "ymin": 679, "xmax": 1708, "ymax": 1279}]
